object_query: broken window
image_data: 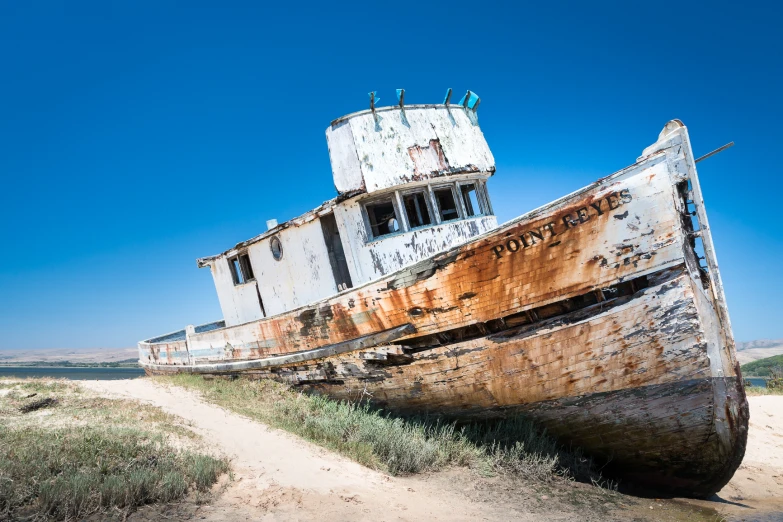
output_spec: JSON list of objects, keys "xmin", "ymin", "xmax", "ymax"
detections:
[
  {"xmin": 459, "ymin": 183, "xmax": 482, "ymax": 217},
  {"xmin": 365, "ymin": 197, "xmax": 400, "ymax": 239},
  {"xmin": 228, "ymin": 253, "xmax": 255, "ymax": 285},
  {"xmin": 402, "ymin": 191, "xmax": 432, "ymax": 229},
  {"xmin": 434, "ymin": 187, "xmax": 460, "ymax": 222}
]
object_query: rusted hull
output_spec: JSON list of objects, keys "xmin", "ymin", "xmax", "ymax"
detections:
[
  {"xmin": 141, "ymin": 122, "xmax": 747, "ymax": 497},
  {"xmin": 521, "ymin": 376, "xmax": 747, "ymax": 497}
]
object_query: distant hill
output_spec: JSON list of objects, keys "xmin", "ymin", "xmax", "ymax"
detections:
[
  {"xmin": 741, "ymin": 354, "xmax": 783, "ymax": 377},
  {"xmin": 0, "ymin": 347, "xmax": 137, "ymax": 364},
  {"xmin": 737, "ymin": 339, "xmax": 783, "ymax": 350},
  {"xmin": 734, "ymin": 339, "xmax": 783, "ymax": 365}
]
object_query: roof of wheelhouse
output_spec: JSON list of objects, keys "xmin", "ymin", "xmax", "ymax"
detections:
[{"xmin": 326, "ymin": 102, "xmax": 495, "ymax": 196}]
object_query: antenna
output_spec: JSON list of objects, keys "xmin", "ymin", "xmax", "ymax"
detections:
[
  {"xmin": 443, "ymin": 88, "xmax": 452, "ymax": 105},
  {"xmin": 396, "ymin": 89, "xmax": 405, "ymax": 107},
  {"xmin": 695, "ymin": 142, "xmax": 734, "ymax": 163},
  {"xmin": 368, "ymin": 91, "xmax": 380, "ymax": 121}
]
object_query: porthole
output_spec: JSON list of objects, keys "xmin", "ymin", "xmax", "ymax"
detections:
[{"xmin": 270, "ymin": 236, "xmax": 283, "ymax": 261}]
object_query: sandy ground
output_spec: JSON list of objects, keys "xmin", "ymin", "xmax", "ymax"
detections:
[{"xmin": 79, "ymin": 379, "xmax": 783, "ymax": 521}]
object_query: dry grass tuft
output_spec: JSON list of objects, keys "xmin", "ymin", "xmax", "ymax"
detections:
[
  {"xmin": 0, "ymin": 378, "xmax": 229, "ymax": 521},
  {"xmin": 745, "ymin": 385, "xmax": 783, "ymax": 396},
  {"xmin": 161, "ymin": 375, "xmax": 611, "ymax": 487}
]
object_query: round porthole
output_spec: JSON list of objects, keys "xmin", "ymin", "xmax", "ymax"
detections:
[{"xmin": 270, "ymin": 236, "xmax": 283, "ymax": 260}]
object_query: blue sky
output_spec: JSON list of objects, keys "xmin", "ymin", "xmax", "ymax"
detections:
[{"xmin": 0, "ymin": 1, "xmax": 780, "ymax": 349}]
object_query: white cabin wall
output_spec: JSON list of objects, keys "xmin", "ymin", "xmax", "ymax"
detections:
[
  {"xmin": 208, "ymin": 219, "xmax": 338, "ymax": 326},
  {"xmin": 209, "ymin": 260, "xmax": 264, "ymax": 327},
  {"xmin": 327, "ymin": 120, "xmax": 364, "ymax": 194},
  {"xmin": 334, "ymin": 198, "xmax": 497, "ymax": 285},
  {"xmin": 249, "ymin": 219, "xmax": 338, "ymax": 317}
]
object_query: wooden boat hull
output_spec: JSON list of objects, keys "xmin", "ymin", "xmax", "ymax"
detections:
[{"xmin": 141, "ymin": 122, "xmax": 748, "ymax": 497}]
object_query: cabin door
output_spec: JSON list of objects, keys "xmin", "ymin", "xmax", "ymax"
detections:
[{"xmin": 320, "ymin": 213, "xmax": 353, "ymax": 291}]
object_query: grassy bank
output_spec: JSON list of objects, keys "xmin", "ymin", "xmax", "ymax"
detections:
[
  {"xmin": 0, "ymin": 379, "xmax": 229, "ymax": 520},
  {"xmin": 745, "ymin": 385, "xmax": 783, "ymax": 396},
  {"xmin": 160, "ymin": 375, "xmax": 609, "ymax": 487},
  {"xmin": 741, "ymin": 354, "xmax": 783, "ymax": 377}
]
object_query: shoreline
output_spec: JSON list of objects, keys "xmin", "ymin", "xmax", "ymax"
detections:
[{"xmin": 0, "ymin": 364, "xmax": 139, "ymax": 369}]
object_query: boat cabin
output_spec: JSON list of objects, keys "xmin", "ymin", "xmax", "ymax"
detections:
[{"xmin": 196, "ymin": 95, "xmax": 499, "ymax": 327}]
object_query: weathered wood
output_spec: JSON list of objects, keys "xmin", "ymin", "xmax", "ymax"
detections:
[{"xmin": 143, "ymin": 324, "xmax": 415, "ymax": 374}]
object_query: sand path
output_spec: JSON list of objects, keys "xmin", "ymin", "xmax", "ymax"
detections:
[{"xmin": 80, "ymin": 379, "xmax": 565, "ymax": 521}]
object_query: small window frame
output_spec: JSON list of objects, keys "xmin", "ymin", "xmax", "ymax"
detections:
[
  {"xmin": 431, "ymin": 184, "xmax": 462, "ymax": 224},
  {"xmin": 228, "ymin": 252, "xmax": 255, "ymax": 286},
  {"xmin": 480, "ymin": 180, "xmax": 493, "ymax": 215},
  {"xmin": 399, "ymin": 188, "xmax": 434, "ymax": 231},
  {"xmin": 456, "ymin": 180, "xmax": 487, "ymax": 218},
  {"xmin": 361, "ymin": 195, "xmax": 403, "ymax": 241}
]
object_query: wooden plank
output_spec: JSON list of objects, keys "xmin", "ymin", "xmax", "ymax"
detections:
[{"xmin": 144, "ymin": 323, "xmax": 415, "ymax": 374}]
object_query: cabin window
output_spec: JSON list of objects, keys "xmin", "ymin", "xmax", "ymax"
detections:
[
  {"xmin": 364, "ymin": 197, "xmax": 401, "ymax": 239},
  {"xmin": 360, "ymin": 179, "xmax": 493, "ymax": 241},
  {"xmin": 270, "ymin": 236, "xmax": 283, "ymax": 261},
  {"xmin": 228, "ymin": 253, "xmax": 255, "ymax": 285},
  {"xmin": 459, "ymin": 183, "xmax": 482, "ymax": 217},
  {"xmin": 434, "ymin": 186, "xmax": 460, "ymax": 222},
  {"xmin": 402, "ymin": 191, "xmax": 432, "ymax": 229}
]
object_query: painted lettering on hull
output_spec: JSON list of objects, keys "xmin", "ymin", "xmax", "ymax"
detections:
[{"xmin": 491, "ymin": 189, "xmax": 633, "ymax": 259}]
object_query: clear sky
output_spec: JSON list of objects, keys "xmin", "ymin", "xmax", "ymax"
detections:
[{"xmin": 1, "ymin": 1, "xmax": 781, "ymax": 349}]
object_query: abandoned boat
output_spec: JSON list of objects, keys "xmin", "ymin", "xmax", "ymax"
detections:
[{"xmin": 140, "ymin": 90, "xmax": 748, "ymax": 497}]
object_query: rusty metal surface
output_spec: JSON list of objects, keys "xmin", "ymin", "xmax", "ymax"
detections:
[
  {"xmin": 143, "ymin": 324, "xmax": 415, "ymax": 374},
  {"xmin": 305, "ymin": 273, "xmax": 717, "ymax": 412}
]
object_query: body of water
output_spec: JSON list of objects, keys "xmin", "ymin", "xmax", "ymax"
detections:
[
  {"xmin": 747, "ymin": 377, "xmax": 768, "ymax": 387},
  {"xmin": 0, "ymin": 367, "xmax": 145, "ymax": 380}
]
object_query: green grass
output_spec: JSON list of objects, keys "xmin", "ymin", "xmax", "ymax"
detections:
[
  {"xmin": 745, "ymin": 385, "xmax": 783, "ymax": 396},
  {"xmin": 741, "ymin": 354, "xmax": 783, "ymax": 377},
  {"xmin": 0, "ymin": 379, "xmax": 229, "ymax": 520},
  {"xmin": 161, "ymin": 375, "xmax": 608, "ymax": 486}
]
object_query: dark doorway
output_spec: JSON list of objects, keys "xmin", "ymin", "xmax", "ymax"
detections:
[{"xmin": 320, "ymin": 213, "xmax": 353, "ymax": 291}]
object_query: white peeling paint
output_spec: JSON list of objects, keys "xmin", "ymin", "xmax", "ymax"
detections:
[{"xmin": 326, "ymin": 106, "xmax": 495, "ymax": 194}]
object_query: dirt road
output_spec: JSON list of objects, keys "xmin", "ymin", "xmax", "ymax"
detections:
[{"xmin": 79, "ymin": 379, "xmax": 783, "ymax": 521}]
